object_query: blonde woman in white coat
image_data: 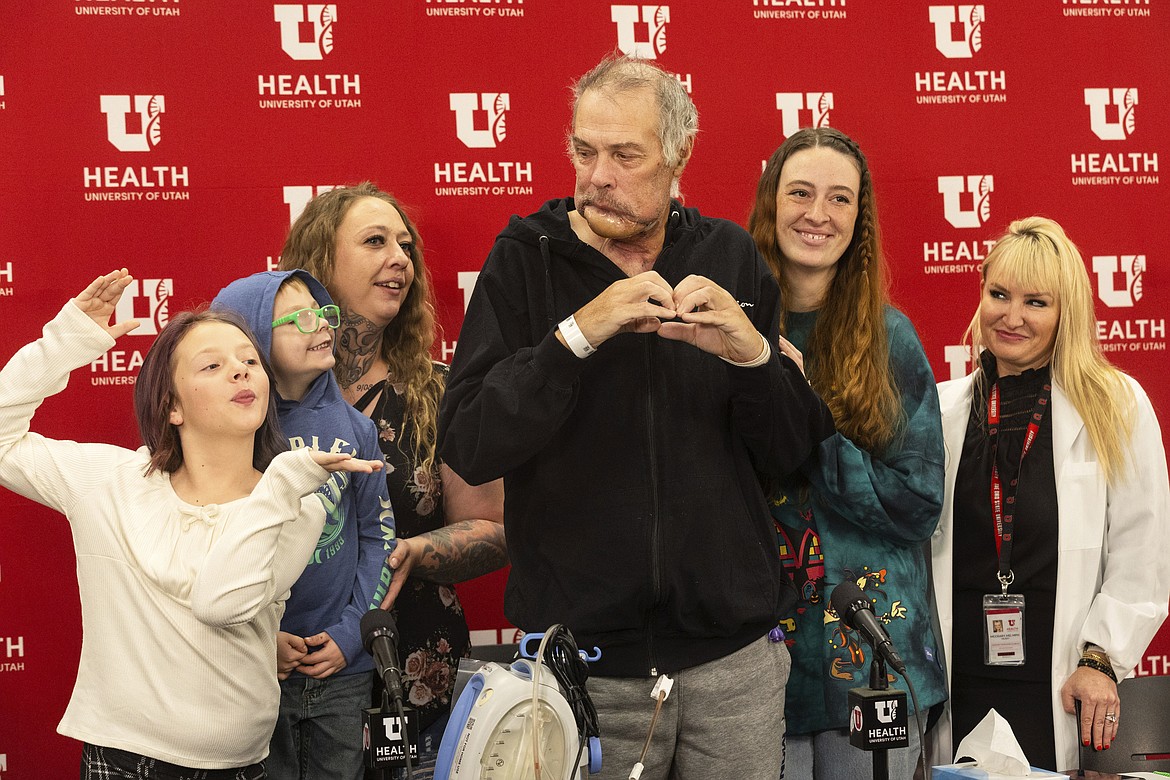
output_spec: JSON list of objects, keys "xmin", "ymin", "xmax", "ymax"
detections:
[{"xmin": 930, "ymin": 217, "xmax": 1170, "ymax": 771}]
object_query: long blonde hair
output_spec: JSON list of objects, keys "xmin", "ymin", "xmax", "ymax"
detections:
[
  {"xmin": 966, "ymin": 216, "xmax": 1135, "ymax": 483},
  {"xmin": 279, "ymin": 182, "xmax": 444, "ymax": 474},
  {"xmin": 748, "ymin": 128, "xmax": 901, "ymax": 455}
]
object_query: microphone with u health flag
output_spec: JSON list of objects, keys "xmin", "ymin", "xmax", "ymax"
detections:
[
  {"xmin": 830, "ymin": 579, "xmax": 907, "ymax": 675},
  {"xmin": 361, "ymin": 608, "xmax": 405, "ymax": 706}
]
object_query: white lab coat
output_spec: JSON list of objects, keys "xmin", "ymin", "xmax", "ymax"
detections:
[{"xmin": 930, "ymin": 372, "xmax": 1170, "ymax": 771}]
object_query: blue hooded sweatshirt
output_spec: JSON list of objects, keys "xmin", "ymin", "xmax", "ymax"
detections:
[{"xmin": 213, "ymin": 270, "xmax": 394, "ymax": 676}]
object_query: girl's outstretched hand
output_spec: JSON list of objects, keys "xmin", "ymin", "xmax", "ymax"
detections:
[{"xmin": 308, "ymin": 451, "xmax": 385, "ymax": 474}]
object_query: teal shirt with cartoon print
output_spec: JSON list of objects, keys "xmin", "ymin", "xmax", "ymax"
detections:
[{"xmin": 772, "ymin": 305, "xmax": 947, "ymax": 734}]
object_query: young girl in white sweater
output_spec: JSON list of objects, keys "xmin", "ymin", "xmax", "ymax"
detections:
[{"xmin": 0, "ymin": 269, "xmax": 382, "ymax": 779}]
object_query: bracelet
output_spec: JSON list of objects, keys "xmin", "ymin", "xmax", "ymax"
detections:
[
  {"xmin": 557, "ymin": 315, "xmax": 596, "ymax": 359},
  {"xmin": 1082, "ymin": 643, "xmax": 1111, "ymax": 666},
  {"xmin": 720, "ymin": 331, "xmax": 770, "ymax": 368},
  {"xmin": 1077, "ymin": 655, "xmax": 1118, "ymax": 682},
  {"xmin": 1082, "ymin": 649, "xmax": 1110, "ymax": 666}
]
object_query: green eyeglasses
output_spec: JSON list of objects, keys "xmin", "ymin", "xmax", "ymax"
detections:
[{"xmin": 272, "ymin": 304, "xmax": 341, "ymax": 334}]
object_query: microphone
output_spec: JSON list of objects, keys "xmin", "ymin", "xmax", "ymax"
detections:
[
  {"xmin": 830, "ymin": 580, "xmax": 907, "ymax": 675},
  {"xmin": 361, "ymin": 608, "xmax": 405, "ymax": 705}
]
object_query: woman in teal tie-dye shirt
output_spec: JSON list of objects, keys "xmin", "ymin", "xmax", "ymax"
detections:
[{"xmin": 749, "ymin": 128, "xmax": 947, "ymax": 780}]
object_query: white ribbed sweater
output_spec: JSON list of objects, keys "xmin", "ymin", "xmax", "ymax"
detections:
[{"xmin": 0, "ymin": 302, "xmax": 328, "ymax": 768}]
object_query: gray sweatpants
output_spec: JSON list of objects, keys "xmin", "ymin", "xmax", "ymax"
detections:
[{"xmin": 587, "ymin": 635, "xmax": 790, "ymax": 780}]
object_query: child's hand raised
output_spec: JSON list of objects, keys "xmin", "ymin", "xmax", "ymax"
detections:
[{"xmin": 72, "ymin": 268, "xmax": 140, "ymax": 339}]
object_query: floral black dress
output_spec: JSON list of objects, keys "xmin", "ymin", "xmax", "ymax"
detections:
[{"xmin": 356, "ymin": 363, "xmax": 471, "ymax": 732}]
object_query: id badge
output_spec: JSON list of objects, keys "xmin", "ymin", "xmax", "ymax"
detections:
[{"xmin": 983, "ymin": 593, "xmax": 1026, "ymax": 666}]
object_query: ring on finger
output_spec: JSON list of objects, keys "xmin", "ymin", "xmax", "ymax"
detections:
[{"xmin": 1105, "ymin": 713, "xmax": 1118, "ymax": 723}]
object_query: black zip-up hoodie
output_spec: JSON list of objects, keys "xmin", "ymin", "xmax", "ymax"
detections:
[{"xmin": 439, "ymin": 197, "xmax": 835, "ymax": 677}]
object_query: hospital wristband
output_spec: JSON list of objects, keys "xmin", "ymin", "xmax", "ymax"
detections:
[
  {"xmin": 720, "ymin": 331, "xmax": 770, "ymax": 368},
  {"xmin": 558, "ymin": 315, "xmax": 596, "ymax": 359}
]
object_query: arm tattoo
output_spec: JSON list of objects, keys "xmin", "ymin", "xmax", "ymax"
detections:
[
  {"xmin": 335, "ymin": 309, "xmax": 384, "ymax": 389},
  {"xmin": 410, "ymin": 520, "xmax": 508, "ymax": 584}
]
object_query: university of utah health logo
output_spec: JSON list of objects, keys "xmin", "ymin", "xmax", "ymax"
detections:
[
  {"xmin": 916, "ymin": 5, "xmax": 1004, "ymax": 105},
  {"xmin": 434, "ymin": 90, "xmax": 532, "ymax": 200},
  {"xmin": 937, "ymin": 175, "xmax": 993, "ymax": 228},
  {"xmin": 1085, "ymin": 88, "xmax": 1137, "ymax": 141},
  {"xmin": 929, "ymin": 5, "xmax": 983, "ymax": 58},
  {"xmin": 86, "ymin": 94, "xmax": 188, "ymax": 199},
  {"xmin": 1093, "ymin": 254, "xmax": 1145, "ymax": 308},
  {"xmin": 259, "ymin": 4, "xmax": 359, "ymax": 110},
  {"xmin": 923, "ymin": 173, "xmax": 996, "ymax": 278},
  {"xmin": 1092, "ymin": 251, "xmax": 1163, "ymax": 355},
  {"xmin": 274, "ymin": 4, "xmax": 336, "ymax": 60},
  {"xmin": 1071, "ymin": 86, "xmax": 1156, "ymax": 186},
  {"xmin": 114, "ymin": 278, "xmax": 173, "ymax": 336},
  {"xmin": 100, "ymin": 95, "xmax": 163, "ymax": 152},
  {"xmin": 776, "ymin": 92, "xmax": 833, "ymax": 138},
  {"xmin": 449, "ymin": 93, "xmax": 509, "ymax": 149},
  {"xmin": 284, "ymin": 185, "xmax": 338, "ymax": 224},
  {"xmin": 611, "ymin": 5, "xmax": 669, "ymax": 58}
]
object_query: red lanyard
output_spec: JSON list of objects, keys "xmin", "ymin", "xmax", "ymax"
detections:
[{"xmin": 988, "ymin": 380, "xmax": 1051, "ymax": 584}]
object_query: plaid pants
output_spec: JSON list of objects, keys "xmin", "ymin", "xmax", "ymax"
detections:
[{"xmin": 81, "ymin": 744, "xmax": 266, "ymax": 780}]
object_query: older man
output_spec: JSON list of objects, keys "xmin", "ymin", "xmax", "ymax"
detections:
[{"xmin": 438, "ymin": 55, "xmax": 834, "ymax": 779}]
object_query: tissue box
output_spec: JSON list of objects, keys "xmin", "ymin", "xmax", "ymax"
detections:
[{"xmin": 932, "ymin": 764, "xmax": 1065, "ymax": 779}]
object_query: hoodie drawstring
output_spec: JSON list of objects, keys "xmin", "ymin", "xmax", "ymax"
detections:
[{"xmin": 540, "ymin": 235, "xmax": 556, "ymax": 328}]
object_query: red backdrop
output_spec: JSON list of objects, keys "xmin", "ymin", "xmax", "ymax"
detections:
[{"xmin": 1, "ymin": 1, "xmax": 1168, "ymax": 775}]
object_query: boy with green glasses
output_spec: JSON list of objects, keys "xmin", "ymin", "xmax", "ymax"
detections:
[{"xmin": 213, "ymin": 270, "xmax": 395, "ymax": 779}]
